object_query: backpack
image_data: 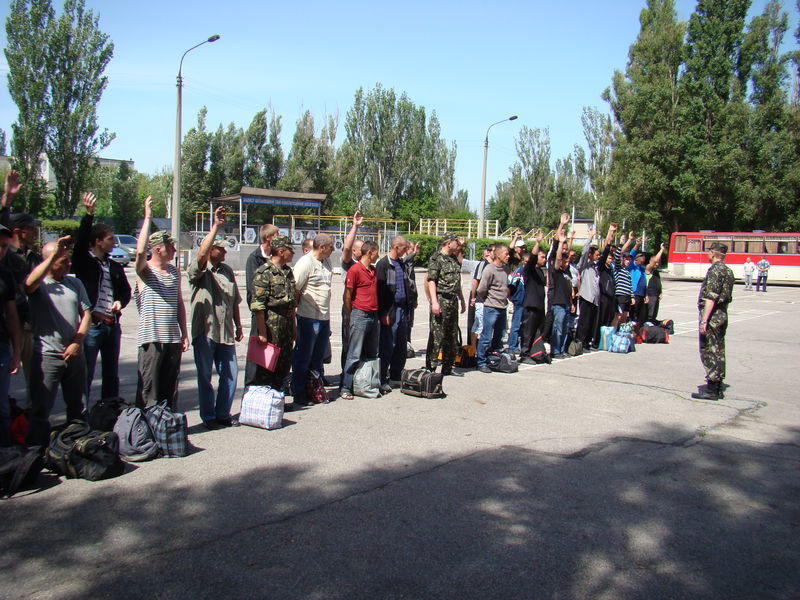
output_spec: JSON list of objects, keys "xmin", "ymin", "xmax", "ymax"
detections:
[
  {"xmin": 401, "ymin": 369, "xmax": 445, "ymax": 398},
  {"xmin": 353, "ymin": 358, "xmax": 381, "ymax": 398},
  {"xmin": 487, "ymin": 349, "xmax": 519, "ymax": 373},
  {"xmin": 240, "ymin": 386, "xmax": 285, "ymax": 430},
  {"xmin": 0, "ymin": 446, "xmax": 42, "ymax": 497},
  {"xmin": 305, "ymin": 370, "xmax": 329, "ymax": 404},
  {"xmin": 113, "ymin": 407, "xmax": 160, "ymax": 461},
  {"xmin": 640, "ymin": 326, "xmax": 669, "ymax": 344},
  {"xmin": 144, "ymin": 402, "xmax": 189, "ymax": 458},
  {"xmin": 88, "ymin": 397, "xmax": 130, "ymax": 432},
  {"xmin": 45, "ymin": 421, "xmax": 124, "ymax": 481},
  {"xmin": 527, "ymin": 335, "xmax": 551, "ymax": 364}
]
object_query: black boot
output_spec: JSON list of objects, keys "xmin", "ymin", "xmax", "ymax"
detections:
[{"xmin": 691, "ymin": 380, "xmax": 721, "ymax": 400}]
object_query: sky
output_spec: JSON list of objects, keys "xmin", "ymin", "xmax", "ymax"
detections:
[{"xmin": 0, "ymin": 0, "xmax": 797, "ymax": 213}]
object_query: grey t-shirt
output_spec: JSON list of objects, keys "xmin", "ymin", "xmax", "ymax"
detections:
[{"xmin": 29, "ymin": 275, "xmax": 90, "ymax": 355}]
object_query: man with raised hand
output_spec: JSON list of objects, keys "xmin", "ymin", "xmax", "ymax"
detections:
[
  {"xmin": 25, "ymin": 235, "xmax": 91, "ymax": 446},
  {"xmin": 188, "ymin": 206, "xmax": 244, "ymax": 430},
  {"xmin": 575, "ymin": 226, "xmax": 600, "ymax": 352},
  {"xmin": 339, "ymin": 210, "xmax": 364, "ymax": 375},
  {"xmin": 71, "ymin": 192, "xmax": 131, "ymax": 404},
  {"xmin": 0, "ymin": 224, "xmax": 22, "ymax": 446},
  {"xmin": 134, "ymin": 196, "xmax": 189, "ymax": 410}
]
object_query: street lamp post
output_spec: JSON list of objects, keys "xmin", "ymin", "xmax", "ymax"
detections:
[
  {"xmin": 172, "ymin": 34, "xmax": 220, "ymax": 262},
  {"xmin": 478, "ymin": 115, "xmax": 518, "ymax": 239}
]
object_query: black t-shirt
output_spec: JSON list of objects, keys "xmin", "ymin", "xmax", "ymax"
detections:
[
  {"xmin": 548, "ymin": 264, "xmax": 573, "ymax": 307},
  {"xmin": 522, "ymin": 262, "xmax": 546, "ymax": 309},
  {"xmin": 0, "ymin": 266, "xmax": 17, "ymax": 342}
]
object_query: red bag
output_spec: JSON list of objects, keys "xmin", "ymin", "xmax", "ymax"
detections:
[{"xmin": 305, "ymin": 370, "xmax": 329, "ymax": 404}]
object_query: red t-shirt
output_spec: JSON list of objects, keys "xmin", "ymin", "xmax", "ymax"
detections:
[{"xmin": 345, "ymin": 261, "xmax": 378, "ymax": 312}]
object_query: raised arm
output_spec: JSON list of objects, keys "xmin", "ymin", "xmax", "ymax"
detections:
[
  {"xmin": 530, "ymin": 230, "xmax": 542, "ymax": 256},
  {"xmin": 25, "ymin": 236, "xmax": 71, "ymax": 294},
  {"xmin": 341, "ymin": 210, "xmax": 363, "ymax": 265},
  {"xmin": 73, "ymin": 192, "xmax": 96, "ymax": 262},
  {"xmin": 196, "ymin": 205, "xmax": 225, "ymax": 271},
  {"xmin": 135, "ymin": 196, "xmax": 153, "ymax": 277},
  {"xmin": 1, "ymin": 170, "xmax": 22, "ymax": 227},
  {"xmin": 555, "ymin": 212, "xmax": 569, "ymax": 242},
  {"xmin": 649, "ymin": 243, "xmax": 665, "ymax": 269},
  {"xmin": 578, "ymin": 226, "xmax": 595, "ymax": 270}
]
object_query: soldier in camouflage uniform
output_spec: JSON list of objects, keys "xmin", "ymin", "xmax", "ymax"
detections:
[
  {"xmin": 426, "ymin": 232, "xmax": 466, "ymax": 374},
  {"xmin": 249, "ymin": 236, "xmax": 297, "ymax": 392},
  {"xmin": 692, "ymin": 242, "xmax": 735, "ymax": 401}
]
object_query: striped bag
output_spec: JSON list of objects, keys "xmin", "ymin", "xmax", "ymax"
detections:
[{"xmin": 144, "ymin": 402, "xmax": 189, "ymax": 458}]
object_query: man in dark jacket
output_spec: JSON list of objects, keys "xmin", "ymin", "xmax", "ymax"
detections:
[
  {"xmin": 519, "ymin": 232, "xmax": 546, "ymax": 361},
  {"xmin": 377, "ymin": 235, "xmax": 413, "ymax": 389},
  {"xmin": 71, "ymin": 193, "xmax": 131, "ymax": 403}
]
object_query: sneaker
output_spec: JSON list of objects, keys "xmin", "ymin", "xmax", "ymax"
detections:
[
  {"xmin": 217, "ymin": 418, "xmax": 240, "ymax": 428},
  {"xmin": 379, "ymin": 384, "xmax": 393, "ymax": 395},
  {"xmin": 478, "ymin": 366, "xmax": 492, "ymax": 374}
]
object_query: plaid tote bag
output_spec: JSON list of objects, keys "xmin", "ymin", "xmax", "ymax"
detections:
[
  {"xmin": 144, "ymin": 401, "xmax": 189, "ymax": 458},
  {"xmin": 239, "ymin": 386, "xmax": 285, "ymax": 430}
]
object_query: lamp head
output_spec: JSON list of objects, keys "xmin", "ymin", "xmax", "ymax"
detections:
[
  {"xmin": 208, "ymin": 34, "xmax": 220, "ymax": 42},
  {"xmin": 509, "ymin": 115, "xmax": 518, "ymax": 121}
]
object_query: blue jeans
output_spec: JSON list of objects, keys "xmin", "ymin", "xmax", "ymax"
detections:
[
  {"xmin": 84, "ymin": 321, "xmax": 122, "ymax": 405},
  {"xmin": 551, "ymin": 305, "xmax": 569, "ymax": 355},
  {"xmin": 477, "ymin": 306, "xmax": 507, "ymax": 366},
  {"xmin": 291, "ymin": 316, "xmax": 330, "ymax": 403},
  {"xmin": 379, "ymin": 305, "xmax": 408, "ymax": 384},
  {"xmin": 0, "ymin": 342, "xmax": 10, "ymax": 446},
  {"xmin": 193, "ymin": 337, "xmax": 238, "ymax": 423},
  {"xmin": 507, "ymin": 303, "xmax": 524, "ymax": 352},
  {"xmin": 342, "ymin": 309, "xmax": 380, "ymax": 391}
]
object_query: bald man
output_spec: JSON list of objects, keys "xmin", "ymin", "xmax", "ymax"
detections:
[{"xmin": 24, "ymin": 236, "xmax": 92, "ymax": 446}]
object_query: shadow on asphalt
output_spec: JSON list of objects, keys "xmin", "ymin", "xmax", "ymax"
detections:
[{"xmin": 2, "ymin": 424, "xmax": 799, "ymax": 599}]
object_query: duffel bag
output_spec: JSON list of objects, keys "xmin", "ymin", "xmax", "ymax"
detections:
[
  {"xmin": 401, "ymin": 369, "xmax": 445, "ymax": 398},
  {"xmin": 45, "ymin": 421, "xmax": 124, "ymax": 481},
  {"xmin": 114, "ymin": 407, "xmax": 160, "ymax": 461},
  {"xmin": 353, "ymin": 358, "xmax": 381, "ymax": 398},
  {"xmin": 566, "ymin": 339, "xmax": 584, "ymax": 357},
  {"xmin": 598, "ymin": 326, "xmax": 616, "ymax": 351},
  {"xmin": 642, "ymin": 326, "xmax": 669, "ymax": 344},
  {"xmin": 88, "ymin": 397, "xmax": 130, "ymax": 432},
  {"xmin": 144, "ymin": 402, "xmax": 189, "ymax": 458},
  {"xmin": 239, "ymin": 386, "xmax": 285, "ymax": 430},
  {"xmin": 0, "ymin": 445, "xmax": 42, "ymax": 497},
  {"xmin": 487, "ymin": 349, "xmax": 518, "ymax": 373},
  {"xmin": 527, "ymin": 335, "xmax": 551, "ymax": 364}
]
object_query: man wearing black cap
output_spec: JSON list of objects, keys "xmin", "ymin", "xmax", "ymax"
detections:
[
  {"xmin": 71, "ymin": 192, "xmax": 131, "ymax": 404},
  {"xmin": 692, "ymin": 242, "xmax": 735, "ymax": 401},
  {"xmin": 0, "ymin": 224, "xmax": 22, "ymax": 446}
]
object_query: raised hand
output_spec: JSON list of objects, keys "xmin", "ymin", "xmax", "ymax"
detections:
[
  {"xmin": 660, "ymin": 242, "xmax": 665, "ymax": 251},
  {"xmin": 609, "ymin": 223, "xmax": 618, "ymax": 234},
  {"xmin": 3, "ymin": 170, "xmax": 21, "ymax": 205},
  {"xmin": 560, "ymin": 212, "xmax": 570, "ymax": 225},
  {"xmin": 143, "ymin": 195, "xmax": 152, "ymax": 219},
  {"xmin": 82, "ymin": 192, "xmax": 96, "ymax": 216},
  {"xmin": 587, "ymin": 226, "xmax": 595, "ymax": 238},
  {"xmin": 55, "ymin": 235, "xmax": 72, "ymax": 257},
  {"xmin": 353, "ymin": 210, "xmax": 363, "ymax": 227},
  {"xmin": 535, "ymin": 230, "xmax": 543, "ymax": 243},
  {"xmin": 213, "ymin": 205, "xmax": 226, "ymax": 227}
]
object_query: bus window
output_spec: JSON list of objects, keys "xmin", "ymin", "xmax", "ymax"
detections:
[
  {"xmin": 687, "ymin": 239, "xmax": 701, "ymax": 252},
  {"xmin": 748, "ymin": 240, "xmax": 764, "ymax": 254},
  {"xmin": 734, "ymin": 240, "xmax": 747, "ymax": 253},
  {"xmin": 777, "ymin": 241, "xmax": 789, "ymax": 254},
  {"xmin": 765, "ymin": 240, "xmax": 778, "ymax": 253},
  {"xmin": 704, "ymin": 240, "xmax": 732, "ymax": 252},
  {"xmin": 673, "ymin": 235, "xmax": 687, "ymax": 252}
]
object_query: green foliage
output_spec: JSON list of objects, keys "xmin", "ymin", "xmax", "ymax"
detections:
[
  {"xmin": 111, "ymin": 161, "xmax": 138, "ymax": 234},
  {"xmin": 45, "ymin": 0, "xmax": 115, "ymax": 218},
  {"xmin": 40, "ymin": 218, "xmax": 79, "ymax": 237},
  {"xmin": 181, "ymin": 107, "xmax": 212, "ymax": 229}
]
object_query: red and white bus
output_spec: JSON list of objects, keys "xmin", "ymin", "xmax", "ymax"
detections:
[{"xmin": 668, "ymin": 231, "xmax": 800, "ymax": 281}]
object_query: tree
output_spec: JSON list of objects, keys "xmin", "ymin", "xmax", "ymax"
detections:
[
  {"xmin": 243, "ymin": 107, "xmax": 284, "ymax": 188},
  {"xmin": 45, "ymin": 0, "xmax": 115, "ymax": 217},
  {"xmin": 4, "ymin": 0, "xmax": 53, "ymax": 214},
  {"xmin": 111, "ymin": 161, "xmax": 138, "ymax": 234},
  {"xmin": 578, "ymin": 106, "xmax": 615, "ymax": 209},
  {"xmin": 604, "ymin": 0, "xmax": 687, "ymax": 239},
  {"xmin": 0, "ymin": 128, "xmax": 6, "ymax": 155},
  {"xmin": 515, "ymin": 126, "xmax": 552, "ymax": 227},
  {"xmin": 181, "ymin": 107, "xmax": 211, "ymax": 229}
]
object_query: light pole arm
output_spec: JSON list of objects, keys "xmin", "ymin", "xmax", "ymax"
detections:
[{"xmin": 478, "ymin": 115, "xmax": 518, "ymax": 240}]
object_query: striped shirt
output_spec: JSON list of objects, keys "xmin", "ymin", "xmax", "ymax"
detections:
[
  {"xmin": 135, "ymin": 264, "xmax": 182, "ymax": 345},
  {"xmin": 613, "ymin": 248, "xmax": 633, "ymax": 297},
  {"xmin": 93, "ymin": 257, "xmax": 114, "ymax": 315}
]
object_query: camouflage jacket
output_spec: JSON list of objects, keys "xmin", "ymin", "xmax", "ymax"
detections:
[
  {"xmin": 250, "ymin": 261, "xmax": 297, "ymax": 315},
  {"xmin": 698, "ymin": 261, "xmax": 735, "ymax": 312},
  {"xmin": 427, "ymin": 251, "xmax": 462, "ymax": 296}
]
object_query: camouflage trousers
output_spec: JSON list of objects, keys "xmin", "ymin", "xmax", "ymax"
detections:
[
  {"xmin": 699, "ymin": 309, "xmax": 728, "ymax": 383},
  {"xmin": 250, "ymin": 311, "xmax": 295, "ymax": 389},
  {"xmin": 426, "ymin": 295, "xmax": 460, "ymax": 371}
]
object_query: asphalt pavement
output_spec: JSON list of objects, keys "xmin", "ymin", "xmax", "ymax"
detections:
[{"xmin": 2, "ymin": 273, "xmax": 799, "ymax": 600}]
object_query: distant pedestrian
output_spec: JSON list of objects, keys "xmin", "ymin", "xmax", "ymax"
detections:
[
  {"xmin": 244, "ymin": 223, "xmax": 278, "ymax": 387},
  {"xmin": 25, "ymin": 236, "xmax": 91, "ymax": 446},
  {"xmin": 71, "ymin": 192, "xmax": 132, "ymax": 404},
  {"xmin": 476, "ymin": 245, "xmax": 510, "ymax": 373},
  {"xmin": 188, "ymin": 206, "xmax": 244, "ymax": 430},
  {"xmin": 742, "ymin": 257, "xmax": 755, "ymax": 291},
  {"xmin": 692, "ymin": 242, "xmax": 735, "ymax": 401},
  {"xmin": 134, "ymin": 196, "xmax": 189, "ymax": 410},
  {"xmin": 377, "ymin": 236, "xmax": 413, "ymax": 390},
  {"xmin": 755, "ymin": 256, "xmax": 770, "ymax": 292},
  {"xmin": 506, "ymin": 253, "xmax": 527, "ymax": 353},
  {"xmin": 0, "ymin": 225, "xmax": 22, "ymax": 446}
]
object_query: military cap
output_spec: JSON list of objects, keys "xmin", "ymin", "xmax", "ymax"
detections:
[
  {"xmin": 270, "ymin": 235, "xmax": 293, "ymax": 252},
  {"xmin": 9, "ymin": 213, "xmax": 40, "ymax": 229},
  {"xmin": 440, "ymin": 231, "xmax": 459, "ymax": 245},
  {"xmin": 210, "ymin": 235, "xmax": 229, "ymax": 248},
  {"xmin": 709, "ymin": 242, "xmax": 728, "ymax": 255},
  {"xmin": 148, "ymin": 230, "xmax": 176, "ymax": 248}
]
